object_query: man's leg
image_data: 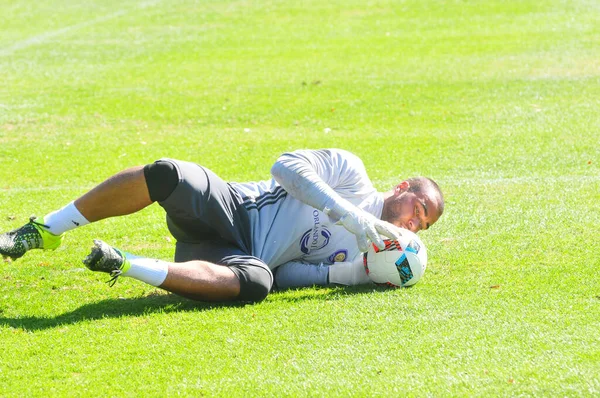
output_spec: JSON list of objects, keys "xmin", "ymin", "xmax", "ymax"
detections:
[
  {"xmin": 0, "ymin": 166, "xmax": 154, "ymax": 260},
  {"xmin": 160, "ymin": 261, "xmax": 240, "ymax": 301},
  {"xmin": 83, "ymin": 239, "xmax": 271, "ymax": 303},
  {"xmin": 42, "ymin": 166, "xmax": 152, "ymax": 235},
  {"xmin": 2, "ymin": 158, "xmax": 269, "ymax": 302},
  {"xmin": 74, "ymin": 166, "xmax": 152, "ymax": 222}
]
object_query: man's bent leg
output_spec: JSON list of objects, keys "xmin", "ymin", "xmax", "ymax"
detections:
[
  {"xmin": 75, "ymin": 166, "xmax": 153, "ymax": 222},
  {"xmin": 174, "ymin": 241, "xmax": 273, "ymax": 303},
  {"xmin": 83, "ymin": 240, "xmax": 240, "ymax": 301},
  {"xmin": 49, "ymin": 161, "xmax": 177, "ymax": 232},
  {"xmin": 2, "ymin": 163, "xmax": 172, "ymax": 261},
  {"xmin": 160, "ymin": 261, "xmax": 241, "ymax": 302},
  {"xmin": 83, "ymin": 239, "xmax": 271, "ymax": 303},
  {"xmin": 2, "ymin": 165, "xmax": 147, "ymax": 260}
]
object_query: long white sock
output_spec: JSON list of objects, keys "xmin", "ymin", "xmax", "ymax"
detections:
[
  {"xmin": 122, "ymin": 254, "xmax": 169, "ymax": 287},
  {"xmin": 42, "ymin": 201, "xmax": 90, "ymax": 235}
]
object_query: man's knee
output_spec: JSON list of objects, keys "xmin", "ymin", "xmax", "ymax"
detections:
[
  {"xmin": 143, "ymin": 160, "xmax": 179, "ymax": 202},
  {"xmin": 228, "ymin": 256, "xmax": 273, "ymax": 303}
]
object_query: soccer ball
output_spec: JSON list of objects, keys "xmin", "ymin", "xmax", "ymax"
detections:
[{"xmin": 363, "ymin": 228, "xmax": 427, "ymax": 287}]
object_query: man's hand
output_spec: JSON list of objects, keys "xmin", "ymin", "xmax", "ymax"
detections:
[{"xmin": 339, "ymin": 209, "xmax": 401, "ymax": 252}]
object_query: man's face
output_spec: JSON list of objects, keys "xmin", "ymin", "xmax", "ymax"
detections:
[{"xmin": 381, "ymin": 182, "xmax": 442, "ymax": 233}]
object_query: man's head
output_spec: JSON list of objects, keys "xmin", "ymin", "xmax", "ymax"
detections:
[{"xmin": 381, "ymin": 177, "xmax": 444, "ymax": 233}]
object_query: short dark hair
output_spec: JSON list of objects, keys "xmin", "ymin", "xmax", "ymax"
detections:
[{"xmin": 405, "ymin": 177, "xmax": 445, "ymax": 216}]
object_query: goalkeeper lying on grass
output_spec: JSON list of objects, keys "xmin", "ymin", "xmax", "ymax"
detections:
[{"xmin": 0, "ymin": 149, "xmax": 443, "ymax": 303}]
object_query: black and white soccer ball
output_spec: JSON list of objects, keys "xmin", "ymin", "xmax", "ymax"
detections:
[{"xmin": 363, "ymin": 228, "xmax": 427, "ymax": 287}]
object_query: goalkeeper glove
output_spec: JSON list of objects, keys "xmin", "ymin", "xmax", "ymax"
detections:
[{"xmin": 338, "ymin": 208, "xmax": 400, "ymax": 252}]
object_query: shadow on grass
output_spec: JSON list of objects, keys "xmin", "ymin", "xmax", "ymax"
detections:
[
  {"xmin": 0, "ymin": 292, "xmax": 245, "ymax": 332},
  {"xmin": 0, "ymin": 285, "xmax": 384, "ymax": 331},
  {"xmin": 268, "ymin": 284, "xmax": 384, "ymax": 303}
]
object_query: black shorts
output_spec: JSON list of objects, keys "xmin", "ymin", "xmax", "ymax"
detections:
[{"xmin": 152, "ymin": 159, "xmax": 273, "ymax": 302}]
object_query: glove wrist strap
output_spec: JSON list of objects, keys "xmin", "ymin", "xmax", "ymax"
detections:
[{"xmin": 323, "ymin": 199, "xmax": 354, "ymax": 221}]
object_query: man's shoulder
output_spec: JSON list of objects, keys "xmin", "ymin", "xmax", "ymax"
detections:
[{"xmin": 306, "ymin": 148, "xmax": 365, "ymax": 168}]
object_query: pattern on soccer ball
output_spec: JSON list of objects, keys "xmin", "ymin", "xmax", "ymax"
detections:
[{"xmin": 395, "ymin": 254, "xmax": 414, "ymax": 285}]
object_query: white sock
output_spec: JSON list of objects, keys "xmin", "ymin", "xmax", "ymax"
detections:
[
  {"xmin": 122, "ymin": 254, "xmax": 169, "ymax": 287},
  {"xmin": 43, "ymin": 201, "xmax": 90, "ymax": 235}
]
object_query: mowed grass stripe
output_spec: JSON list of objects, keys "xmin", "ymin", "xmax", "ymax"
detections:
[{"xmin": 0, "ymin": 0, "xmax": 164, "ymax": 57}]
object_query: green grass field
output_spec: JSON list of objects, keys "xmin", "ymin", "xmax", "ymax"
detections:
[{"xmin": 1, "ymin": 0, "xmax": 599, "ymax": 396}]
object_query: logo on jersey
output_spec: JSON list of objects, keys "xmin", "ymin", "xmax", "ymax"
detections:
[
  {"xmin": 328, "ymin": 250, "xmax": 348, "ymax": 263},
  {"xmin": 300, "ymin": 228, "xmax": 331, "ymax": 254},
  {"xmin": 300, "ymin": 210, "xmax": 332, "ymax": 254}
]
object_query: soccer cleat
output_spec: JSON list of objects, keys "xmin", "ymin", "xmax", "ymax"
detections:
[
  {"xmin": 0, "ymin": 217, "xmax": 64, "ymax": 260},
  {"xmin": 82, "ymin": 239, "xmax": 131, "ymax": 286}
]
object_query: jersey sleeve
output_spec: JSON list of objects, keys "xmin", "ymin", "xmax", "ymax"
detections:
[
  {"xmin": 270, "ymin": 149, "xmax": 375, "ymax": 220},
  {"xmin": 274, "ymin": 257, "xmax": 372, "ymax": 289},
  {"xmin": 273, "ymin": 261, "xmax": 329, "ymax": 289}
]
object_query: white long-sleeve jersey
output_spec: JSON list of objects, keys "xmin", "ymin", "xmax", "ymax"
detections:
[{"xmin": 230, "ymin": 149, "xmax": 383, "ymax": 270}]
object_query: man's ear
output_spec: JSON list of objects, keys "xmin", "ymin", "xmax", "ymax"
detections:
[{"xmin": 396, "ymin": 180, "xmax": 410, "ymax": 193}]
